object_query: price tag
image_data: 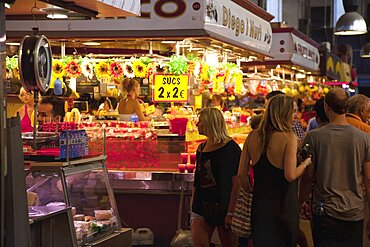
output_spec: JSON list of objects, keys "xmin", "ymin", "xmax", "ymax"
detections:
[
  {"xmin": 145, "ymin": 105, "xmax": 156, "ymax": 115},
  {"xmin": 213, "ymin": 80, "xmax": 220, "ymax": 93},
  {"xmin": 234, "ymin": 78, "xmax": 242, "ymax": 95},
  {"xmin": 153, "ymin": 74, "xmax": 189, "ymax": 102},
  {"xmin": 194, "ymin": 95, "xmax": 202, "ymax": 110}
]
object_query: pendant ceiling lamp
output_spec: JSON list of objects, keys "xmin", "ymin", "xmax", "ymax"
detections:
[
  {"xmin": 335, "ymin": 0, "xmax": 367, "ymax": 35},
  {"xmin": 360, "ymin": 42, "xmax": 370, "ymax": 57}
]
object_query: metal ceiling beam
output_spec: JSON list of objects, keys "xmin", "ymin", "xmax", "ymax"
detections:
[{"xmin": 39, "ymin": 0, "xmax": 98, "ymax": 17}]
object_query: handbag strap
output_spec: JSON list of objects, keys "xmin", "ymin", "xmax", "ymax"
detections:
[{"xmin": 239, "ymin": 131, "xmax": 254, "ymax": 191}]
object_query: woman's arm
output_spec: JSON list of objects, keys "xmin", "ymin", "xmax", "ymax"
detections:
[
  {"xmin": 284, "ymin": 134, "xmax": 311, "ymax": 182},
  {"xmin": 133, "ymin": 100, "xmax": 151, "ymax": 121}
]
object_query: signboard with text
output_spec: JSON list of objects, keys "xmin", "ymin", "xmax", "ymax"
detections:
[{"xmin": 152, "ymin": 74, "xmax": 190, "ymax": 103}]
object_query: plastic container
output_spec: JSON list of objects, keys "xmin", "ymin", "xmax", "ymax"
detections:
[{"xmin": 169, "ymin": 118, "xmax": 188, "ymax": 136}]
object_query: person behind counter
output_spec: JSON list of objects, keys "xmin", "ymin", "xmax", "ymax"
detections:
[
  {"xmin": 98, "ymin": 97, "xmax": 117, "ymax": 112},
  {"xmin": 118, "ymin": 78, "xmax": 151, "ymax": 121},
  {"xmin": 16, "ymin": 87, "xmax": 35, "ymax": 132},
  {"xmin": 211, "ymin": 94, "xmax": 228, "ymax": 112},
  {"xmin": 191, "ymin": 107, "xmax": 241, "ymax": 247},
  {"xmin": 38, "ymin": 96, "xmax": 66, "ymax": 122}
]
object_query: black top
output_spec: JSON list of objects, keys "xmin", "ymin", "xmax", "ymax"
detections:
[
  {"xmin": 192, "ymin": 140, "xmax": 241, "ymax": 217},
  {"xmin": 252, "ymin": 154, "xmax": 299, "ymax": 247}
]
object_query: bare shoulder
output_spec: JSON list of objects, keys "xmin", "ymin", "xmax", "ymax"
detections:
[{"xmin": 272, "ymin": 131, "xmax": 296, "ymax": 143}]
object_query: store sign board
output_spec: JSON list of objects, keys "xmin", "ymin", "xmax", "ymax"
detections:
[
  {"xmin": 97, "ymin": 0, "xmax": 140, "ymax": 15},
  {"xmin": 267, "ymin": 32, "xmax": 320, "ymax": 71},
  {"xmin": 6, "ymin": 0, "xmax": 204, "ymax": 31},
  {"xmin": 204, "ymin": 0, "xmax": 272, "ymax": 55},
  {"xmin": 320, "ymin": 52, "xmax": 341, "ymax": 81},
  {"xmin": 7, "ymin": 0, "xmax": 272, "ymax": 57},
  {"xmin": 152, "ymin": 74, "xmax": 190, "ymax": 103},
  {"xmin": 291, "ymin": 34, "xmax": 320, "ymax": 71}
]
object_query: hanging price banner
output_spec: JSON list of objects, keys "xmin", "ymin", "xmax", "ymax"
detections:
[
  {"xmin": 152, "ymin": 74, "xmax": 189, "ymax": 102},
  {"xmin": 213, "ymin": 80, "xmax": 221, "ymax": 93},
  {"xmin": 234, "ymin": 77, "xmax": 242, "ymax": 95}
]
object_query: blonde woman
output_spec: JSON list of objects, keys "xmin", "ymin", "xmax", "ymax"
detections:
[
  {"xmin": 229, "ymin": 95, "xmax": 311, "ymax": 247},
  {"xmin": 191, "ymin": 107, "xmax": 241, "ymax": 247},
  {"xmin": 118, "ymin": 78, "xmax": 150, "ymax": 121},
  {"xmin": 16, "ymin": 87, "xmax": 34, "ymax": 132}
]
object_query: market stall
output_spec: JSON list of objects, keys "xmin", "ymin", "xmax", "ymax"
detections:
[
  {"xmin": 5, "ymin": 0, "xmax": 275, "ymax": 245},
  {"xmin": 1, "ymin": 1, "xmax": 141, "ymax": 246}
]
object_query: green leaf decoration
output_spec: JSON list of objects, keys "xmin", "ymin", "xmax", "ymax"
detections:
[
  {"xmin": 187, "ymin": 53, "xmax": 200, "ymax": 62},
  {"xmin": 141, "ymin": 57, "xmax": 152, "ymax": 66},
  {"xmin": 6, "ymin": 56, "xmax": 18, "ymax": 70},
  {"xmin": 167, "ymin": 55, "xmax": 188, "ymax": 75}
]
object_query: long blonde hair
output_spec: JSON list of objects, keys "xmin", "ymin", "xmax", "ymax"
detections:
[
  {"xmin": 198, "ymin": 107, "xmax": 229, "ymax": 144},
  {"xmin": 258, "ymin": 94, "xmax": 294, "ymax": 152}
]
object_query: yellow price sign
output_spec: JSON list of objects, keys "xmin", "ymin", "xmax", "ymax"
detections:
[
  {"xmin": 153, "ymin": 74, "xmax": 189, "ymax": 102},
  {"xmin": 234, "ymin": 78, "xmax": 242, "ymax": 95}
]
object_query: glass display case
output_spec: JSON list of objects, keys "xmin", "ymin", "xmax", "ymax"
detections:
[{"xmin": 25, "ymin": 156, "xmax": 122, "ymax": 246}]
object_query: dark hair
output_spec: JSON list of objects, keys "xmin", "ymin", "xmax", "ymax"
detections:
[
  {"xmin": 250, "ymin": 115, "xmax": 262, "ymax": 130},
  {"xmin": 40, "ymin": 97, "xmax": 65, "ymax": 119},
  {"xmin": 122, "ymin": 78, "xmax": 139, "ymax": 94},
  {"xmin": 314, "ymin": 97, "xmax": 329, "ymax": 123},
  {"xmin": 108, "ymin": 97, "xmax": 118, "ymax": 109},
  {"xmin": 324, "ymin": 88, "xmax": 349, "ymax": 115},
  {"xmin": 266, "ymin": 90, "xmax": 284, "ymax": 100}
]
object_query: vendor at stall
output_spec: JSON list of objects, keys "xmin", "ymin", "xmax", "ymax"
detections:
[
  {"xmin": 16, "ymin": 87, "xmax": 34, "ymax": 132},
  {"xmin": 118, "ymin": 78, "xmax": 151, "ymax": 121},
  {"xmin": 38, "ymin": 96, "xmax": 66, "ymax": 122},
  {"xmin": 211, "ymin": 94, "xmax": 228, "ymax": 112}
]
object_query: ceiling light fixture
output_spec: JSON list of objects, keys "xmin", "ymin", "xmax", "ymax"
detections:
[
  {"xmin": 161, "ymin": 41, "xmax": 177, "ymax": 44},
  {"xmin": 335, "ymin": 12, "xmax": 367, "ymax": 35},
  {"xmin": 44, "ymin": 7, "xmax": 69, "ymax": 19},
  {"xmin": 6, "ymin": 42, "xmax": 20, "ymax": 46},
  {"xmin": 360, "ymin": 42, "xmax": 370, "ymax": 57},
  {"xmin": 82, "ymin": 42, "xmax": 101, "ymax": 46}
]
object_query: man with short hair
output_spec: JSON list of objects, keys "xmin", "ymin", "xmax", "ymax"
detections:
[
  {"xmin": 299, "ymin": 88, "xmax": 370, "ymax": 246},
  {"xmin": 346, "ymin": 94, "xmax": 370, "ymax": 134},
  {"xmin": 38, "ymin": 97, "xmax": 65, "ymax": 121}
]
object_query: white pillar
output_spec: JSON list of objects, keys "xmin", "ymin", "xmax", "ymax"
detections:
[
  {"xmin": 333, "ymin": 0, "xmax": 345, "ymax": 27},
  {"xmin": 266, "ymin": 0, "xmax": 282, "ymax": 22}
]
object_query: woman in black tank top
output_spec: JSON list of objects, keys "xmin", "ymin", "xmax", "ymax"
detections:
[{"xmin": 230, "ymin": 95, "xmax": 311, "ymax": 247}]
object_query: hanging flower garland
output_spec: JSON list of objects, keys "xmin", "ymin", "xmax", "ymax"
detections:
[
  {"xmin": 52, "ymin": 59, "xmax": 65, "ymax": 78},
  {"xmin": 124, "ymin": 61, "xmax": 135, "ymax": 78},
  {"xmin": 81, "ymin": 59, "xmax": 95, "ymax": 80},
  {"xmin": 132, "ymin": 59, "xmax": 148, "ymax": 78},
  {"xmin": 95, "ymin": 61, "xmax": 111, "ymax": 80},
  {"xmin": 110, "ymin": 61, "xmax": 124, "ymax": 79},
  {"xmin": 167, "ymin": 55, "xmax": 188, "ymax": 75},
  {"xmin": 65, "ymin": 60, "xmax": 82, "ymax": 78}
]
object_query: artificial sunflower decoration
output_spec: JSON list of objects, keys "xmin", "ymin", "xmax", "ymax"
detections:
[
  {"xmin": 110, "ymin": 61, "xmax": 124, "ymax": 79},
  {"xmin": 95, "ymin": 61, "xmax": 111, "ymax": 80},
  {"xmin": 65, "ymin": 60, "xmax": 82, "ymax": 78},
  {"xmin": 81, "ymin": 59, "xmax": 95, "ymax": 80},
  {"xmin": 132, "ymin": 59, "xmax": 148, "ymax": 78},
  {"xmin": 52, "ymin": 59, "xmax": 65, "ymax": 78},
  {"xmin": 124, "ymin": 61, "xmax": 135, "ymax": 78}
]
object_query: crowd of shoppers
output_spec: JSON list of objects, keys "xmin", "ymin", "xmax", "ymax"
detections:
[{"xmin": 191, "ymin": 88, "xmax": 370, "ymax": 247}]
